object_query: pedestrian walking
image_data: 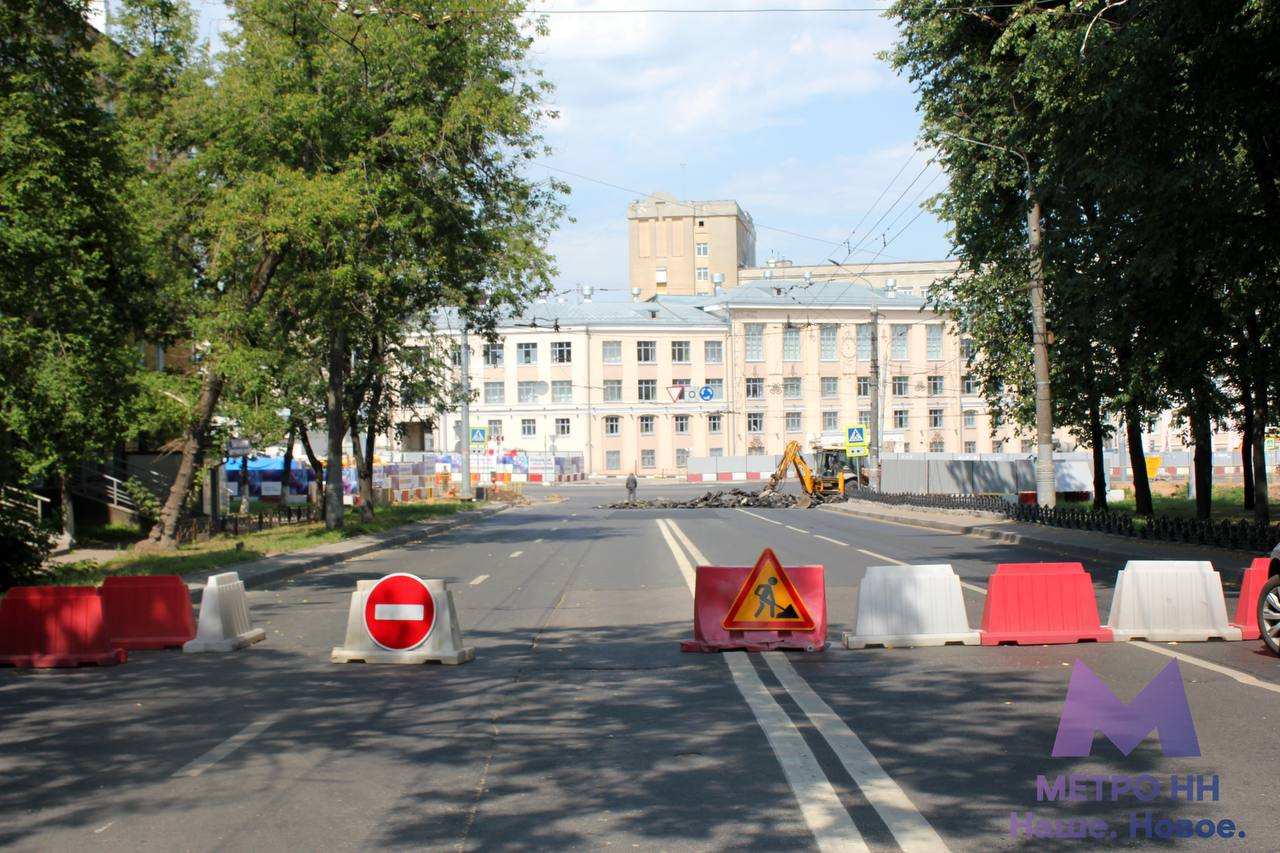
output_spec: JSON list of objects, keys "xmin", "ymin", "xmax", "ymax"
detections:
[{"xmin": 625, "ymin": 472, "xmax": 638, "ymax": 503}]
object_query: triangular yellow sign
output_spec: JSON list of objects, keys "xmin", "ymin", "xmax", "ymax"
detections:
[{"xmin": 723, "ymin": 548, "xmax": 815, "ymax": 631}]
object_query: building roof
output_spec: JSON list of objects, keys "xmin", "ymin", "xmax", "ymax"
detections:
[{"xmin": 705, "ymin": 278, "xmax": 928, "ymax": 310}]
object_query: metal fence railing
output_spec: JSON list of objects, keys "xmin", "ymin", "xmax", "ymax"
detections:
[{"xmin": 175, "ymin": 504, "xmax": 319, "ymax": 545}]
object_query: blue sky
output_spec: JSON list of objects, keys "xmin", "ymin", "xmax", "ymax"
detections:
[{"xmin": 186, "ymin": 1, "xmax": 953, "ymax": 295}]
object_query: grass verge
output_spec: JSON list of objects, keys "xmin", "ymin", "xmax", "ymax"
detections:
[{"xmin": 1063, "ymin": 485, "xmax": 1278, "ymax": 521}]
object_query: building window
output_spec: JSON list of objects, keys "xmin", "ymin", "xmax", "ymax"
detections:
[
  {"xmin": 856, "ymin": 324, "xmax": 873, "ymax": 361},
  {"xmin": 822, "ymin": 410, "xmax": 838, "ymax": 431},
  {"xmin": 785, "ymin": 411, "xmax": 802, "ymax": 432},
  {"xmin": 487, "ymin": 419, "xmax": 503, "ymax": 440},
  {"xmin": 639, "ymin": 415, "xmax": 655, "ymax": 434},
  {"xmin": 930, "ymin": 408, "xmax": 944, "ymax": 428},
  {"xmin": 961, "ymin": 338, "xmax": 976, "ymax": 364},
  {"xmin": 928, "ymin": 375, "xmax": 944, "ymax": 396},
  {"xmin": 603, "ymin": 380, "xmax": 622, "ymax": 402},
  {"xmin": 705, "ymin": 340, "xmax": 723, "ymax": 363},
  {"xmin": 705, "ymin": 378, "xmax": 724, "ymax": 399},
  {"xmin": 926, "ymin": 325, "xmax": 943, "ymax": 361},
  {"xmin": 603, "ymin": 340, "xmax": 622, "ymax": 364},
  {"xmin": 963, "ymin": 374, "xmax": 980, "ymax": 395},
  {"xmin": 674, "ymin": 414, "xmax": 689, "ymax": 434},
  {"xmin": 745, "ymin": 377, "xmax": 764, "ymax": 399},
  {"xmin": 521, "ymin": 418, "xmax": 536, "ymax": 437},
  {"xmin": 517, "ymin": 342, "xmax": 537, "ymax": 364},
  {"xmin": 672, "ymin": 378, "xmax": 691, "ymax": 396},
  {"xmin": 893, "ymin": 409, "xmax": 909, "ymax": 429},
  {"xmin": 637, "ymin": 340, "xmax": 656, "ymax": 363},
  {"xmin": 555, "ymin": 417, "xmax": 570, "ymax": 436},
  {"xmin": 483, "ymin": 343, "xmax": 504, "ymax": 367},
  {"xmin": 745, "ymin": 323, "xmax": 764, "ymax": 362},
  {"xmin": 696, "ymin": 267, "xmax": 710, "ymax": 282},
  {"xmin": 676, "ymin": 448, "xmax": 689, "ymax": 468},
  {"xmin": 963, "ymin": 409, "xmax": 977, "ymax": 428},
  {"xmin": 964, "ymin": 441, "xmax": 977, "ymax": 453},
  {"xmin": 551, "ymin": 341, "xmax": 572, "ymax": 363},
  {"xmin": 783, "ymin": 377, "xmax": 801, "ymax": 399},
  {"xmin": 671, "ymin": 340, "xmax": 691, "ymax": 363},
  {"xmin": 820, "ymin": 324, "xmax": 838, "ymax": 361},
  {"xmin": 859, "ymin": 409, "xmax": 871, "ymax": 427},
  {"xmin": 655, "ymin": 267, "xmax": 667, "ymax": 285},
  {"xmin": 606, "ymin": 450, "xmax": 620, "ymax": 470},
  {"xmin": 892, "ymin": 376, "xmax": 909, "ymax": 396},
  {"xmin": 551, "ymin": 380, "xmax": 573, "ymax": 403},
  {"xmin": 821, "ymin": 376, "xmax": 838, "ymax": 398},
  {"xmin": 782, "ymin": 327, "xmax": 801, "ymax": 362},
  {"xmin": 604, "ymin": 415, "xmax": 620, "ymax": 436},
  {"xmin": 638, "ymin": 379, "xmax": 656, "ymax": 401},
  {"xmin": 857, "ymin": 376, "xmax": 871, "ymax": 397},
  {"xmin": 695, "ymin": 242, "xmax": 709, "ymax": 257},
  {"xmin": 483, "ymin": 382, "xmax": 505, "ymax": 404},
  {"xmin": 747, "ymin": 412, "xmax": 764, "ymax": 433},
  {"xmin": 929, "ymin": 440, "xmax": 945, "ymax": 453},
  {"xmin": 708, "ymin": 413, "xmax": 722, "ymax": 434},
  {"xmin": 890, "ymin": 324, "xmax": 910, "ymax": 360},
  {"xmin": 517, "ymin": 381, "xmax": 539, "ymax": 403},
  {"xmin": 641, "ymin": 449, "xmax": 656, "ymax": 468},
  {"xmin": 450, "ymin": 344, "xmax": 462, "ymax": 367}
]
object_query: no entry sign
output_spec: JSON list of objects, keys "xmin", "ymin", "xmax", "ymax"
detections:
[{"xmin": 363, "ymin": 573, "xmax": 436, "ymax": 651}]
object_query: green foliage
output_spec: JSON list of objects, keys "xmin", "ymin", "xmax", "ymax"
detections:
[{"xmin": 122, "ymin": 477, "xmax": 162, "ymax": 525}]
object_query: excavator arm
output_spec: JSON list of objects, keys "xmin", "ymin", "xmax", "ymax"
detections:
[{"xmin": 767, "ymin": 440, "xmax": 817, "ymax": 505}]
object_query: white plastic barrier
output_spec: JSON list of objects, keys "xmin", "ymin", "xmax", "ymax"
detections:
[
  {"xmin": 184, "ymin": 572, "xmax": 266, "ymax": 653},
  {"xmin": 844, "ymin": 564, "xmax": 980, "ymax": 649},
  {"xmin": 330, "ymin": 578, "xmax": 474, "ymax": 665},
  {"xmin": 1106, "ymin": 561, "xmax": 1242, "ymax": 642}
]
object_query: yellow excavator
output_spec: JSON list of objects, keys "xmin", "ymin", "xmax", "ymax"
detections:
[{"xmin": 765, "ymin": 440, "xmax": 848, "ymax": 508}]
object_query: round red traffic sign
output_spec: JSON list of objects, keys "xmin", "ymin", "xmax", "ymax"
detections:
[{"xmin": 363, "ymin": 573, "xmax": 436, "ymax": 651}]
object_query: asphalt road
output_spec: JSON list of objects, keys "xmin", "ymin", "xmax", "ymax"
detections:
[{"xmin": 2, "ymin": 483, "xmax": 1277, "ymax": 851}]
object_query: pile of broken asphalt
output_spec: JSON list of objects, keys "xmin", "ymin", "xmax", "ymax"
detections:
[{"xmin": 601, "ymin": 487, "xmax": 847, "ymax": 509}]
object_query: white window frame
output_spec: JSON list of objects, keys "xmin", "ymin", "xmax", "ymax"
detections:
[
  {"xmin": 602, "ymin": 340, "xmax": 622, "ymax": 364},
  {"xmin": 819, "ymin": 324, "xmax": 838, "ymax": 361}
]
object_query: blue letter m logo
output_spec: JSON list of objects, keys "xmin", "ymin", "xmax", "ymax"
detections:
[{"xmin": 1052, "ymin": 660, "xmax": 1199, "ymax": 757}]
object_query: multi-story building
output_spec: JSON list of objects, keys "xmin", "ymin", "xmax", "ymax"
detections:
[{"xmin": 627, "ymin": 193, "xmax": 756, "ymax": 298}]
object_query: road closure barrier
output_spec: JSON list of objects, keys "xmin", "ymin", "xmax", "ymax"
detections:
[
  {"xmin": 1231, "ymin": 558, "xmax": 1270, "ymax": 641},
  {"xmin": 184, "ymin": 572, "xmax": 266, "ymax": 653},
  {"xmin": 102, "ymin": 575, "xmax": 196, "ymax": 650},
  {"xmin": 331, "ymin": 573, "xmax": 474, "ymax": 665},
  {"xmin": 0, "ymin": 586, "xmax": 126, "ymax": 668},
  {"xmin": 1107, "ymin": 560, "xmax": 1242, "ymax": 642},
  {"xmin": 980, "ymin": 563, "xmax": 1113, "ymax": 646},
  {"xmin": 681, "ymin": 547, "xmax": 827, "ymax": 652},
  {"xmin": 844, "ymin": 564, "xmax": 979, "ymax": 649}
]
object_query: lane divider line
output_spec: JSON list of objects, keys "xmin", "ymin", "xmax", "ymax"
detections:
[
  {"xmin": 666, "ymin": 518, "xmax": 709, "ymax": 566},
  {"xmin": 739, "ymin": 508, "xmax": 784, "ymax": 526},
  {"xmin": 470, "ymin": 574, "xmax": 490, "ymax": 586},
  {"xmin": 786, "ymin": 524, "xmax": 810, "ymax": 534},
  {"xmin": 725, "ymin": 653, "xmax": 870, "ymax": 853},
  {"xmin": 815, "ymin": 534, "xmax": 849, "ymax": 547},
  {"xmin": 509, "ymin": 550, "xmax": 523, "ymax": 559},
  {"xmin": 763, "ymin": 654, "xmax": 951, "ymax": 853},
  {"xmin": 655, "ymin": 519, "xmax": 696, "ymax": 594},
  {"xmin": 173, "ymin": 715, "xmax": 280, "ymax": 779},
  {"xmin": 1131, "ymin": 642, "xmax": 1280, "ymax": 696},
  {"xmin": 857, "ymin": 548, "xmax": 904, "ymax": 565}
]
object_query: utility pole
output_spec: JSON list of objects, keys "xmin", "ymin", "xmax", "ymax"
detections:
[
  {"xmin": 458, "ymin": 320, "xmax": 473, "ymax": 500},
  {"xmin": 1025, "ymin": 192, "xmax": 1056, "ymax": 507},
  {"xmin": 869, "ymin": 304, "xmax": 881, "ymax": 491}
]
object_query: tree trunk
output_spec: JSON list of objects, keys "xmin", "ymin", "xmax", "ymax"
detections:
[
  {"xmin": 59, "ymin": 470, "xmax": 75, "ymax": 547},
  {"xmin": 297, "ymin": 424, "xmax": 324, "ymax": 504},
  {"xmin": 281, "ymin": 423, "xmax": 295, "ymax": 507},
  {"xmin": 1251, "ymin": 369, "xmax": 1270, "ymax": 524},
  {"xmin": 1087, "ymin": 374, "xmax": 1107, "ymax": 511},
  {"xmin": 1190, "ymin": 400, "xmax": 1212, "ymax": 521},
  {"xmin": 1241, "ymin": 381, "xmax": 1256, "ymax": 510},
  {"xmin": 360, "ymin": 352, "xmax": 384, "ymax": 522},
  {"xmin": 350, "ymin": 423, "xmax": 375, "ymax": 522},
  {"xmin": 139, "ymin": 246, "xmax": 284, "ymax": 550},
  {"xmin": 1125, "ymin": 400, "xmax": 1153, "ymax": 515},
  {"xmin": 324, "ymin": 327, "xmax": 347, "ymax": 530}
]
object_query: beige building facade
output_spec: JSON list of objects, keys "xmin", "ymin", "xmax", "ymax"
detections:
[{"xmin": 627, "ymin": 193, "xmax": 756, "ymax": 298}]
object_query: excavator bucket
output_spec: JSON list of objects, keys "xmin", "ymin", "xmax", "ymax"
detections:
[{"xmin": 796, "ymin": 493, "xmax": 813, "ymax": 509}]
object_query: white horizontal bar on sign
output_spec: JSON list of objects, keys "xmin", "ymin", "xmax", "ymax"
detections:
[{"xmin": 374, "ymin": 604, "xmax": 424, "ymax": 621}]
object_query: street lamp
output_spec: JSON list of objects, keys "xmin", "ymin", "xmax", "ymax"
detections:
[{"xmin": 937, "ymin": 130, "xmax": 1056, "ymax": 507}]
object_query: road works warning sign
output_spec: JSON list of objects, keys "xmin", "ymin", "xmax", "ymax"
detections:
[{"xmin": 723, "ymin": 548, "xmax": 816, "ymax": 631}]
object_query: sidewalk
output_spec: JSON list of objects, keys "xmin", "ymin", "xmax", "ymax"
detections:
[{"xmin": 822, "ymin": 499, "xmax": 1267, "ymax": 579}]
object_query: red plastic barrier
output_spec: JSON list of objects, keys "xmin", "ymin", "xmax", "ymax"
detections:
[
  {"xmin": 1231, "ymin": 557, "xmax": 1270, "ymax": 641},
  {"xmin": 979, "ymin": 563, "xmax": 1112, "ymax": 646},
  {"xmin": 0, "ymin": 586, "xmax": 126, "ymax": 667},
  {"xmin": 682, "ymin": 549, "xmax": 826, "ymax": 652},
  {"xmin": 102, "ymin": 575, "xmax": 196, "ymax": 650}
]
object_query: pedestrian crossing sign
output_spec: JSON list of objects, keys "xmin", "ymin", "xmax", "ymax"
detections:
[
  {"xmin": 469, "ymin": 427, "xmax": 487, "ymax": 444},
  {"xmin": 723, "ymin": 548, "xmax": 815, "ymax": 631}
]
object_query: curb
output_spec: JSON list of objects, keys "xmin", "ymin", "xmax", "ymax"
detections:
[
  {"xmin": 820, "ymin": 501, "xmax": 1259, "ymax": 579},
  {"xmin": 186, "ymin": 504, "xmax": 508, "ymax": 600}
]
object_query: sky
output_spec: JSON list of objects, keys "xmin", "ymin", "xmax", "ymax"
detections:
[{"xmin": 183, "ymin": 0, "xmax": 953, "ymax": 297}]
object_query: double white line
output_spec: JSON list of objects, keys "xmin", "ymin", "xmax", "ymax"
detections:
[{"xmin": 655, "ymin": 518, "xmax": 949, "ymax": 853}]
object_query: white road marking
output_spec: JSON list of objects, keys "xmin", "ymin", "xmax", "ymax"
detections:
[
  {"xmin": 739, "ymin": 508, "xmax": 784, "ymax": 525},
  {"xmin": 93, "ymin": 822, "xmax": 114, "ymax": 834},
  {"xmin": 726, "ymin": 653, "xmax": 869, "ymax": 853},
  {"xmin": 173, "ymin": 715, "xmax": 280, "ymax": 778},
  {"xmin": 764, "ymin": 654, "xmax": 950, "ymax": 852},
  {"xmin": 857, "ymin": 548, "xmax": 903, "ymax": 565},
  {"xmin": 666, "ymin": 518, "xmax": 709, "ymax": 565},
  {"xmin": 534, "ymin": 538, "xmax": 543, "ymax": 543},
  {"xmin": 786, "ymin": 524, "xmax": 809, "ymax": 534},
  {"xmin": 959, "ymin": 581, "xmax": 988, "ymax": 595},
  {"xmin": 374, "ymin": 604, "xmax": 423, "ymax": 621},
  {"xmin": 1132, "ymin": 642, "xmax": 1280, "ymax": 696},
  {"xmin": 509, "ymin": 550, "xmax": 523, "ymax": 558},
  {"xmin": 469, "ymin": 574, "xmax": 490, "ymax": 586},
  {"xmin": 815, "ymin": 534, "xmax": 849, "ymax": 546},
  {"xmin": 655, "ymin": 519, "xmax": 696, "ymax": 593}
]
